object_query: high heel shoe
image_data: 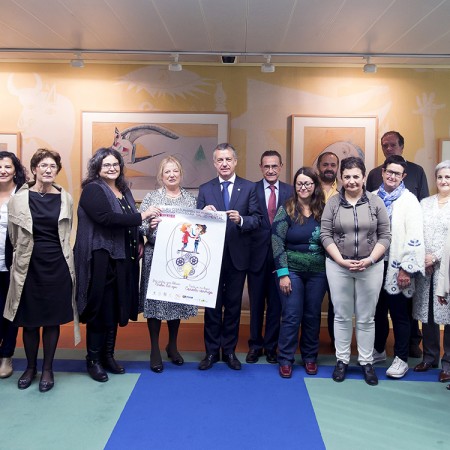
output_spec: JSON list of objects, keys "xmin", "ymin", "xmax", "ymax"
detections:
[
  {"xmin": 18, "ymin": 368, "xmax": 37, "ymax": 390},
  {"xmin": 39, "ymin": 370, "xmax": 54, "ymax": 393},
  {"xmin": 166, "ymin": 346, "xmax": 184, "ymax": 366},
  {"xmin": 150, "ymin": 351, "xmax": 163, "ymax": 373}
]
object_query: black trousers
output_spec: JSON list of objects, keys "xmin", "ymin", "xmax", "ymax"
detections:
[{"xmin": 204, "ymin": 248, "xmax": 246, "ymax": 355}]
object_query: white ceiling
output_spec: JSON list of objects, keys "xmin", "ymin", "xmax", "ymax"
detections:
[{"xmin": 2, "ymin": 0, "xmax": 450, "ymax": 68}]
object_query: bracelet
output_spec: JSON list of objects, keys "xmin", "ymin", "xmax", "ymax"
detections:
[{"xmin": 368, "ymin": 255, "xmax": 375, "ymax": 265}]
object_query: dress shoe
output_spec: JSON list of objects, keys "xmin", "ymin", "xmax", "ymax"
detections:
[
  {"xmin": 102, "ymin": 357, "xmax": 125, "ymax": 374},
  {"xmin": 222, "ymin": 353, "xmax": 242, "ymax": 370},
  {"xmin": 198, "ymin": 353, "xmax": 220, "ymax": 370},
  {"xmin": 361, "ymin": 363, "xmax": 378, "ymax": 386},
  {"xmin": 86, "ymin": 359, "xmax": 108, "ymax": 382},
  {"xmin": 245, "ymin": 348, "xmax": 263, "ymax": 364},
  {"xmin": 305, "ymin": 362, "xmax": 318, "ymax": 375},
  {"xmin": 332, "ymin": 360, "xmax": 348, "ymax": 383},
  {"xmin": 409, "ymin": 344, "xmax": 423, "ymax": 359},
  {"xmin": 166, "ymin": 346, "xmax": 184, "ymax": 366},
  {"xmin": 279, "ymin": 365, "xmax": 292, "ymax": 378},
  {"xmin": 39, "ymin": 370, "xmax": 54, "ymax": 393},
  {"xmin": 264, "ymin": 349, "xmax": 278, "ymax": 364},
  {"xmin": 414, "ymin": 361, "xmax": 438, "ymax": 372},
  {"xmin": 150, "ymin": 351, "xmax": 164, "ymax": 373},
  {"xmin": 18, "ymin": 367, "xmax": 37, "ymax": 390},
  {"xmin": 439, "ymin": 370, "xmax": 450, "ymax": 383},
  {"xmin": 0, "ymin": 357, "xmax": 13, "ymax": 378}
]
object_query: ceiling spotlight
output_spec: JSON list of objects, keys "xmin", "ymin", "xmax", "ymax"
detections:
[
  {"xmin": 70, "ymin": 52, "xmax": 84, "ymax": 68},
  {"xmin": 261, "ymin": 55, "xmax": 275, "ymax": 73},
  {"xmin": 168, "ymin": 53, "xmax": 182, "ymax": 72},
  {"xmin": 363, "ymin": 56, "xmax": 377, "ymax": 73}
]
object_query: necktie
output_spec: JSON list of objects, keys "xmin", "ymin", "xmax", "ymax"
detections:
[
  {"xmin": 268, "ymin": 185, "xmax": 277, "ymax": 224},
  {"xmin": 222, "ymin": 181, "xmax": 231, "ymax": 210}
]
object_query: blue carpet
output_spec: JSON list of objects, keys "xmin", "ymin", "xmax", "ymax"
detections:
[{"xmin": 106, "ymin": 362, "xmax": 325, "ymax": 450}]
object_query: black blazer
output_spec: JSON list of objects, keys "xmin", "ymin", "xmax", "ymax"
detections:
[
  {"xmin": 197, "ymin": 175, "xmax": 262, "ymax": 271},
  {"xmin": 249, "ymin": 179, "xmax": 293, "ymax": 273}
]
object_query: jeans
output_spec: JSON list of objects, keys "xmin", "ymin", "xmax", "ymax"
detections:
[{"xmin": 277, "ymin": 271, "xmax": 327, "ymax": 366}]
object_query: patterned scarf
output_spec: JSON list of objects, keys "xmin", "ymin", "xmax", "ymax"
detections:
[{"xmin": 377, "ymin": 181, "xmax": 405, "ymax": 219}]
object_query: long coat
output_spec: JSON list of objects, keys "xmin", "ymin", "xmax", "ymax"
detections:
[{"xmin": 4, "ymin": 182, "xmax": 80, "ymax": 344}]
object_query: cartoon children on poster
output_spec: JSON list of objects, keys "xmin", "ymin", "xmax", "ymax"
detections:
[{"xmin": 179, "ymin": 223, "xmax": 207, "ymax": 254}]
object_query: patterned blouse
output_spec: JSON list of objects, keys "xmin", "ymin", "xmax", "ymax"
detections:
[{"xmin": 272, "ymin": 206, "xmax": 325, "ymax": 277}]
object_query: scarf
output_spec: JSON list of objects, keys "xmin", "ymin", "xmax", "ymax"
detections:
[{"xmin": 377, "ymin": 181, "xmax": 405, "ymax": 219}]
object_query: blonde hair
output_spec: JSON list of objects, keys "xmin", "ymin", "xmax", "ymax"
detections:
[{"xmin": 156, "ymin": 156, "xmax": 184, "ymax": 186}]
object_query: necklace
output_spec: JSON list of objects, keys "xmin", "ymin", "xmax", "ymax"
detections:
[
  {"xmin": 437, "ymin": 195, "xmax": 450, "ymax": 204},
  {"xmin": 38, "ymin": 190, "xmax": 48, "ymax": 198}
]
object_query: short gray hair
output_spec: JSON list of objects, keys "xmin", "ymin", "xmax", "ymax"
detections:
[
  {"xmin": 213, "ymin": 142, "xmax": 237, "ymax": 160},
  {"xmin": 435, "ymin": 160, "xmax": 450, "ymax": 177}
]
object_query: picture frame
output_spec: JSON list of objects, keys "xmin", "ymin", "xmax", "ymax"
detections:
[
  {"xmin": 0, "ymin": 132, "xmax": 21, "ymax": 157},
  {"xmin": 291, "ymin": 116, "xmax": 378, "ymax": 180},
  {"xmin": 438, "ymin": 138, "xmax": 450, "ymax": 162},
  {"xmin": 82, "ymin": 112, "xmax": 229, "ymax": 201}
]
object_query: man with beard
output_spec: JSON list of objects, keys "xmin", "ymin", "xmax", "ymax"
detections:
[{"xmin": 317, "ymin": 151, "xmax": 340, "ymax": 344}]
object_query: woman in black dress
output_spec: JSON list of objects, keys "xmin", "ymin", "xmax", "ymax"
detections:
[
  {"xmin": 5, "ymin": 148, "xmax": 78, "ymax": 392},
  {"xmin": 74, "ymin": 147, "xmax": 159, "ymax": 382}
]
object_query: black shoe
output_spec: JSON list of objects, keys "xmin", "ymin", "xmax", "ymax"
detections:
[
  {"xmin": 264, "ymin": 349, "xmax": 278, "ymax": 364},
  {"xmin": 361, "ymin": 363, "xmax": 378, "ymax": 386},
  {"xmin": 332, "ymin": 360, "xmax": 348, "ymax": 382},
  {"xmin": 166, "ymin": 346, "xmax": 184, "ymax": 366},
  {"xmin": 198, "ymin": 353, "xmax": 220, "ymax": 370},
  {"xmin": 18, "ymin": 367, "xmax": 37, "ymax": 390},
  {"xmin": 86, "ymin": 359, "xmax": 108, "ymax": 382},
  {"xmin": 222, "ymin": 353, "xmax": 242, "ymax": 370},
  {"xmin": 101, "ymin": 357, "xmax": 125, "ymax": 374},
  {"xmin": 39, "ymin": 370, "xmax": 54, "ymax": 393},
  {"xmin": 246, "ymin": 348, "xmax": 263, "ymax": 364},
  {"xmin": 409, "ymin": 344, "xmax": 423, "ymax": 359},
  {"xmin": 150, "ymin": 351, "xmax": 164, "ymax": 373}
]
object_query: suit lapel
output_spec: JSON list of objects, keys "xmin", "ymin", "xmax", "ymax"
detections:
[
  {"xmin": 229, "ymin": 176, "xmax": 242, "ymax": 210},
  {"xmin": 212, "ymin": 178, "xmax": 225, "ymax": 210}
]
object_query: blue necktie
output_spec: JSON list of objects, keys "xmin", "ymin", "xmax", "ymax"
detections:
[{"xmin": 222, "ymin": 181, "xmax": 231, "ymax": 210}]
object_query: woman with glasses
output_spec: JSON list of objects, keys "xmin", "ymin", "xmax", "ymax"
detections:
[
  {"xmin": 0, "ymin": 152, "xmax": 27, "ymax": 380},
  {"xmin": 372, "ymin": 155, "xmax": 424, "ymax": 379},
  {"xmin": 5, "ymin": 148, "xmax": 79, "ymax": 392},
  {"xmin": 321, "ymin": 157, "xmax": 391, "ymax": 386},
  {"xmin": 413, "ymin": 161, "xmax": 450, "ymax": 384},
  {"xmin": 272, "ymin": 167, "xmax": 326, "ymax": 378},
  {"xmin": 139, "ymin": 156, "xmax": 197, "ymax": 373},
  {"xmin": 74, "ymin": 147, "xmax": 158, "ymax": 382}
]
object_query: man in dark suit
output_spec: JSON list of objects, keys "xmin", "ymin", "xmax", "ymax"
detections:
[
  {"xmin": 197, "ymin": 143, "xmax": 262, "ymax": 370},
  {"xmin": 246, "ymin": 150, "xmax": 293, "ymax": 364},
  {"xmin": 367, "ymin": 130, "xmax": 429, "ymax": 359}
]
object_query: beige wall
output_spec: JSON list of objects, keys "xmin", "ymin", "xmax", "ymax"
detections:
[{"xmin": 2, "ymin": 63, "xmax": 450, "ymax": 196}]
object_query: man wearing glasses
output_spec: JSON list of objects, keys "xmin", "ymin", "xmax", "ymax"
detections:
[
  {"xmin": 366, "ymin": 131, "xmax": 429, "ymax": 359},
  {"xmin": 246, "ymin": 150, "xmax": 293, "ymax": 364}
]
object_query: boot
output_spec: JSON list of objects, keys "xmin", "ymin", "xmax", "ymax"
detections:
[
  {"xmin": 101, "ymin": 326, "xmax": 125, "ymax": 374},
  {"xmin": 86, "ymin": 327, "xmax": 108, "ymax": 382}
]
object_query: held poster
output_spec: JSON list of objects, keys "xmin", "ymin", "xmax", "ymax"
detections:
[{"xmin": 146, "ymin": 206, "xmax": 226, "ymax": 308}]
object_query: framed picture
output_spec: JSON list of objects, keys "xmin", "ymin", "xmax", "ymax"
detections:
[
  {"xmin": 82, "ymin": 112, "xmax": 229, "ymax": 200},
  {"xmin": 0, "ymin": 132, "xmax": 21, "ymax": 157},
  {"xmin": 438, "ymin": 138, "xmax": 450, "ymax": 162},
  {"xmin": 291, "ymin": 116, "xmax": 378, "ymax": 180}
]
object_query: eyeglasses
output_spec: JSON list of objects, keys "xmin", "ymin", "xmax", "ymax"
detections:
[
  {"xmin": 102, "ymin": 163, "xmax": 120, "ymax": 169},
  {"xmin": 296, "ymin": 181, "xmax": 314, "ymax": 189},
  {"xmin": 385, "ymin": 169, "xmax": 404, "ymax": 178},
  {"xmin": 37, "ymin": 163, "xmax": 58, "ymax": 171},
  {"xmin": 262, "ymin": 164, "xmax": 280, "ymax": 171}
]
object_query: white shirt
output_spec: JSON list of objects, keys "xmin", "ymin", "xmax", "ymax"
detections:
[{"xmin": 263, "ymin": 179, "xmax": 280, "ymax": 208}]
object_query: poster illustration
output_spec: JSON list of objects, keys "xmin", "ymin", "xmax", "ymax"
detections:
[{"xmin": 147, "ymin": 206, "xmax": 227, "ymax": 308}]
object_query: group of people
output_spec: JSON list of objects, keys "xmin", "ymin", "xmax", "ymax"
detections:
[{"xmin": 1, "ymin": 131, "xmax": 450, "ymax": 392}]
